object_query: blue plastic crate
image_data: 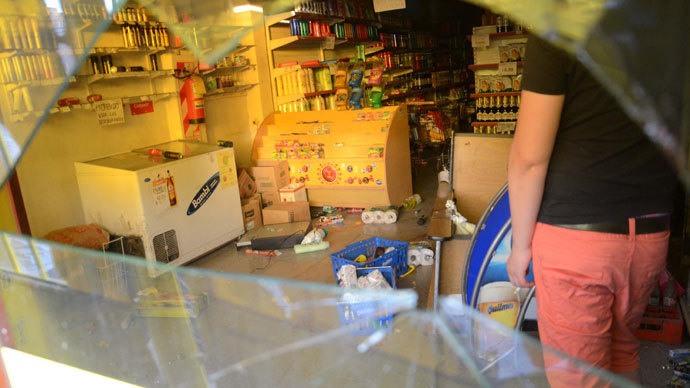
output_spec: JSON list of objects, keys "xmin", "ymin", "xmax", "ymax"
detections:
[
  {"xmin": 329, "ymin": 237, "xmax": 409, "ymax": 282},
  {"xmin": 337, "ymin": 266, "xmax": 397, "ymax": 335}
]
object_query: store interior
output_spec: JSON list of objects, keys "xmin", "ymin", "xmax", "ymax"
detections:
[{"xmin": 0, "ymin": 0, "xmax": 685, "ymax": 386}]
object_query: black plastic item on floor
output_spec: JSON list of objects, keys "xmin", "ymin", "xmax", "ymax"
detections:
[{"xmin": 238, "ymin": 222, "xmax": 312, "ymax": 250}]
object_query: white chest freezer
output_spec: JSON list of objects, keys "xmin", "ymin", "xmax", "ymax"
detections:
[{"xmin": 75, "ymin": 140, "xmax": 244, "ymax": 267}]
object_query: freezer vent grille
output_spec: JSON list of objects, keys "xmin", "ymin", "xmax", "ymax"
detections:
[{"xmin": 152, "ymin": 230, "xmax": 180, "ymax": 263}]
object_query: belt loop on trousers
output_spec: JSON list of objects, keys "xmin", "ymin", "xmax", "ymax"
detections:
[{"xmin": 628, "ymin": 218, "xmax": 636, "ymax": 240}]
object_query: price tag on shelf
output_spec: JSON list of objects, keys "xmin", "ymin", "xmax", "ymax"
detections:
[
  {"xmin": 374, "ymin": 0, "xmax": 406, "ymax": 13},
  {"xmin": 498, "ymin": 62, "xmax": 518, "ymax": 75},
  {"xmin": 471, "ymin": 34, "xmax": 490, "ymax": 48},
  {"xmin": 323, "ymin": 36, "xmax": 335, "ymax": 50},
  {"xmin": 95, "ymin": 98, "xmax": 125, "ymax": 126},
  {"xmin": 497, "ymin": 122, "xmax": 516, "ymax": 134}
]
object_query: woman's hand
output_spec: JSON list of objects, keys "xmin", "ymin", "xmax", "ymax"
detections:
[{"xmin": 507, "ymin": 247, "xmax": 535, "ymax": 288}]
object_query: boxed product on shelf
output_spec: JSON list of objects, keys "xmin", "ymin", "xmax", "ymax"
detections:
[
  {"xmin": 512, "ymin": 74, "xmax": 522, "ymax": 91},
  {"xmin": 499, "ymin": 43, "xmax": 525, "ymax": 63},
  {"xmin": 477, "ymin": 76, "xmax": 492, "ymax": 93},
  {"xmin": 493, "ymin": 76, "xmax": 512, "ymax": 92}
]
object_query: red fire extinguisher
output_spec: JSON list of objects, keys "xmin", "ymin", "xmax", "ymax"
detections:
[
  {"xmin": 180, "ymin": 74, "xmax": 206, "ymax": 123},
  {"xmin": 177, "ymin": 66, "xmax": 207, "ymax": 140}
]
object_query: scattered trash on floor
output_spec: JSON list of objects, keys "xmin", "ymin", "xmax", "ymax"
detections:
[
  {"xmin": 337, "ymin": 265, "xmax": 393, "ymax": 290},
  {"xmin": 667, "ymin": 349, "xmax": 690, "ymax": 387},
  {"xmin": 346, "ymin": 208, "xmax": 363, "ymax": 214},
  {"xmin": 314, "ymin": 214, "xmax": 344, "ymax": 227},
  {"xmin": 301, "ymin": 228, "xmax": 327, "ymax": 244},
  {"xmin": 294, "ymin": 241, "xmax": 330, "ymax": 253},
  {"xmin": 446, "ymin": 200, "xmax": 476, "ymax": 235},
  {"xmin": 361, "ymin": 206, "xmax": 398, "ymax": 224},
  {"xmin": 417, "ymin": 215, "xmax": 427, "ymax": 225},
  {"xmin": 245, "ymin": 249, "xmax": 281, "ymax": 257},
  {"xmin": 407, "ymin": 242, "xmax": 434, "ymax": 266},
  {"xmin": 322, "ymin": 205, "xmax": 338, "ymax": 214},
  {"xmin": 403, "ymin": 194, "xmax": 422, "ymax": 210}
]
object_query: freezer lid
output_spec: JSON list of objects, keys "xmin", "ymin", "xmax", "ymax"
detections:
[{"xmin": 80, "ymin": 141, "xmax": 226, "ymax": 171}]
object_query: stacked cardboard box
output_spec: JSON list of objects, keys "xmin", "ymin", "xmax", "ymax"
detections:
[{"xmin": 248, "ymin": 161, "xmax": 290, "ymax": 207}]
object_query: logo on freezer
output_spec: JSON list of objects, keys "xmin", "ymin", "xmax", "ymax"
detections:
[{"xmin": 187, "ymin": 172, "xmax": 220, "ymax": 216}]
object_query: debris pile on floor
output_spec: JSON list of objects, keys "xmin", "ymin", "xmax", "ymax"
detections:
[{"xmin": 667, "ymin": 349, "xmax": 690, "ymax": 387}]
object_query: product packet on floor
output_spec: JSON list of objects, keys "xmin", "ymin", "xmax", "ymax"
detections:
[
  {"xmin": 671, "ymin": 349, "xmax": 690, "ymax": 358},
  {"xmin": 357, "ymin": 270, "xmax": 392, "ymax": 290},
  {"xmin": 337, "ymin": 265, "xmax": 358, "ymax": 288}
]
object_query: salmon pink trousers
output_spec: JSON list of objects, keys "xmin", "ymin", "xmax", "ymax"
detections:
[{"xmin": 532, "ymin": 220, "xmax": 669, "ymax": 387}]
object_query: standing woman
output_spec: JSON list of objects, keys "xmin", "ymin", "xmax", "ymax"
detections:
[{"xmin": 506, "ymin": 35, "xmax": 677, "ymax": 387}]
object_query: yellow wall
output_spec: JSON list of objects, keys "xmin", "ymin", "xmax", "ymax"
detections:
[
  {"xmin": 13, "ymin": 16, "xmax": 274, "ymax": 237},
  {"xmin": 0, "ymin": 185, "xmax": 17, "ymax": 233}
]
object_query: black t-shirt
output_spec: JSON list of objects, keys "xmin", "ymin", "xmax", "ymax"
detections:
[{"xmin": 522, "ymin": 35, "xmax": 677, "ymax": 224}]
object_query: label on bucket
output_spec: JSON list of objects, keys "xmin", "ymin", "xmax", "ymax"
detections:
[{"xmin": 478, "ymin": 301, "xmax": 518, "ymax": 328}]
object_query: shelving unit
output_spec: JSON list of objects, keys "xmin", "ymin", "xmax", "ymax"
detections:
[
  {"xmin": 81, "ymin": 70, "xmax": 172, "ymax": 84},
  {"xmin": 269, "ymin": 36, "xmax": 347, "ymax": 50},
  {"xmin": 9, "ymin": 92, "xmax": 178, "ymax": 123},
  {"xmin": 305, "ymin": 89, "xmax": 336, "ymax": 97},
  {"xmin": 468, "ymin": 27, "xmax": 527, "ymax": 135},
  {"xmin": 204, "ymin": 84, "xmax": 257, "ymax": 98},
  {"xmin": 468, "ymin": 61, "xmax": 523, "ymax": 70},
  {"xmin": 470, "ymin": 92, "xmax": 520, "ymax": 98},
  {"xmin": 200, "ymin": 64, "xmax": 252, "ymax": 76}
]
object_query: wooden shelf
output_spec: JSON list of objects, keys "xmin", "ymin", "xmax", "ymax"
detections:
[
  {"xmin": 343, "ymin": 17, "xmax": 382, "ymax": 26},
  {"xmin": 81, "ymin": 70, "xmax": 171, "ymax": 84},
  {"xmin": 365, "ymin": 46, "xmax": 385, "ymax": 55},
  {"xmin": 270, "ymin": 36, "xmax": 346, "ymax": 50},
  {"xmin": 10, "ymin": 92, "xmax": 176, "ymax": 123},
  {"xmin": 200, "ymin": 64, "xmax": 251, "ymax": 76},
  {"xmin": 266, "ymin": 11, "xmax": 345, "ymax": 26},
  {"xmin": 304, "ymin": 89, "xmax": 336, "ymax": 97},
  {"xmin": 204, "ymin": 84, "xmax": 257, "ymax": 98},
  {"xmin": 300, "ymin": 62, "xmax": 329, "ymax": 68},
  {"xmin": 385, "ymin": 87, "xmax": 433, "ymax": 100},
  {"xmin": 468, "ymin": 61, "xmax": 523, "ymax": 70},
  {"xmin": 466, "ymin": 31, "xmax": 526, "ymax": 40},
  {"xmin": 471, "ymin": 121, "xmax": 517, "ymax": 127},
  {"xmin": 470, "ymin": 92, "xmax": 520, "ymax": 98},
  {"xmin": 406, "ymin": 99, "xmax": 458, "ymax": 106}
]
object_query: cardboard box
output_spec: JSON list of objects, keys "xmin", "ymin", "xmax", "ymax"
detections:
[
  {"xmin": 262, "ymin": 202, "xmax": 311, "ymax": 225},
  {"xmin": 279, "ymin": 183, "xmax": 307, "ymax": 203},
  {"xmin": 241, "ymin": 194, "xmax": 262, "ymax": 231},
  {"xmin": 248, "ymin": 161, "xmax": 290, "ymax": 207},
  {"xmin": 238, "ymin": 169, "xmax": 256, "ymax": 199},
  {"xmin": 260, "ymin": 191, "xmax": 280, "ymax": 207}
]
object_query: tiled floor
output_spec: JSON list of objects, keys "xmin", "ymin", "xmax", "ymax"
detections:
[{"xmin": 190, "ymin": 148, "xmax": 677, "ymax": 387}]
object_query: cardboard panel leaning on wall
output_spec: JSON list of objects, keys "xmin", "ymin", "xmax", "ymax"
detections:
[{"xmin": 452, "ymin": 134, "xmax": 512, "ymax": 224}]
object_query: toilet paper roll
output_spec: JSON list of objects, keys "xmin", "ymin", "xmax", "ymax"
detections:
[
  {"xmin": 361, "ymin": 211, "xmax": 376, "ymax": 224},
  {"xmin": 373, "ymin": 210, "xmax": 386, "ymax": 224},
  {"xmin": 438, "ymin": 169, "xmax": 450, "ymax": 183},
  {"xmin": 383, "ymin": 209, "xmax": 398, "ymax": 224},
  {"xmin": 419, "ymin": 248, "xmax": 434, "ymax": 266},
  {"xmin": 408, "ymin": 248, "xmax": 421, "ymax": 266}
]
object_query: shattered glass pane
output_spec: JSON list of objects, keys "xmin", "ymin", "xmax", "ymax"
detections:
[
  {"xmin": 0, "ymin": 232, "xmax": 639, "ymax": 387},
  {"xmin": 0, "ymin": 0, "xmax": 294, "ymax": 189},
  {"xmin": 465, "ymin": 0, "xmax": 690, "ymax": 183}
]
